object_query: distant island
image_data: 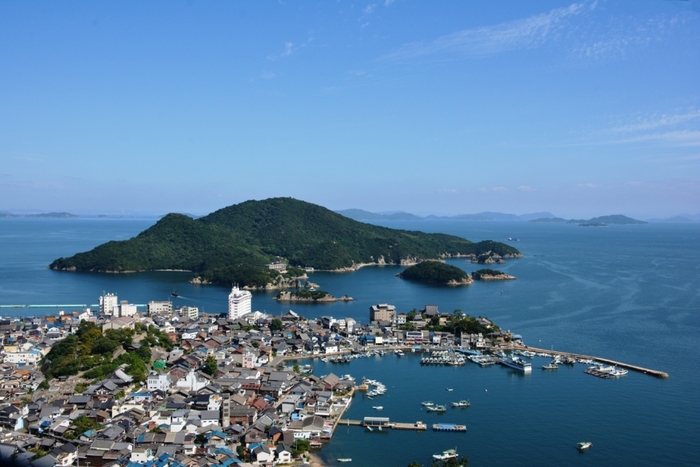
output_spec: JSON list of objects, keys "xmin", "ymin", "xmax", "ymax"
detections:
[
  {"xmin": 530, "ymin": 214, "xmax": 647, "ymax": 225},
  {"xmin": 398, "ymin": 261, "xmax": 474, "ymax": 286},
  {"xmin": 0, "ymin": 211, "xmax": 79, "ymax": 218},
  {"xmin": 472, "ymin": 268, "xmax": 516, "ymax": 281},
  {"xmin": 49, "ymin": 197, "xmax": 521, "ymax": 288}
]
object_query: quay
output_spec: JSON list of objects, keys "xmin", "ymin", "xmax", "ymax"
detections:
[
  {"xmin": 338, "ymin": 417, "xmax": 427, "ymax": 431},
  {"xmin": 514, "ymin": 345, "xmax": 669, "ymax": 379}
]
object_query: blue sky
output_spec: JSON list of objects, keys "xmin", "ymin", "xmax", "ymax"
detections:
[{"xmin": 2, "ymin": 1, "xmax": 699, "ymax": 218}]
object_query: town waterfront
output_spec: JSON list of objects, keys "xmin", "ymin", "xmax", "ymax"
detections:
[{"xmin": 1, "ymin": 217, "xmax": 699, "ymax": 466}]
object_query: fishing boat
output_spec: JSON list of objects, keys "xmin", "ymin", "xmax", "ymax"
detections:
[
  {"xmin": 427, "ymin": 404, "xmax": 447, "ymax": 413},
  {"xmin": 337, "ymin": 459, "xmax": 352, "ymax": 463},
  {"xmin": 542, "ymin": 362, "xmax": 559, "ymax": 370},
  {"xmin": 433, "ymin": 448, "xmax": 459, "ymax": 460},
  {"xmin": 451, "ymin": 400, "xmax": 470, "ymax": 408},
  {"xmin": 577, "ymin": 441, "xmax": 593, "ymax": 451},
  {"xmin": 421, "ymin": 401, "xmax": 435, "ymax": 407}
]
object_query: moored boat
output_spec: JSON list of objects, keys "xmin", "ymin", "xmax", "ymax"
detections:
[
  {"xmin": 499, "ymin": 355, "xmax": 533, "ymax": 373},
  {"xmin": 451, "ymin": 400, "xmax": 471, "ymax": 407},
  {"xmin": 337, "ymin": 458, "xmax": 352, "ymax": 463},
  {"xmin": 426, "ymin": 404, "xmax": 447, "ymax": 413}
]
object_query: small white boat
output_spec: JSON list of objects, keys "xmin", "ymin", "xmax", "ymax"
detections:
[
  {"xmin": 372, "ymin": 406, "xmax": 383, "ymax": 410},
  {"xmin": 446, "ymin": 387, "xmax": 454, "ymax": 391},
  {"xmin": 337, "ymin": 458, "xmax": 352, "ymax": 463},
  {"xmin": 577, "ymin": 441, "xmax": 593, "ymax": 451},
  {"xmin": 433, "ymin": 448, "xmax": 458, "ymax": 460}
]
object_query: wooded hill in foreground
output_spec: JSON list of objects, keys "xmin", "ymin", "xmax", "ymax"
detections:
[{"xmin": 49, "ymin": 198, "xmax": 521, "ymax": 287}]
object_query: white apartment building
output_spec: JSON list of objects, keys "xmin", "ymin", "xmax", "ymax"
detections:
[
  {"xmin": 99, "ymin": 293, "xmax": 118, "ymax": 316},
  {"xmin": 228, "ymin": 286, "xmax": 252, "ymax": 320}
]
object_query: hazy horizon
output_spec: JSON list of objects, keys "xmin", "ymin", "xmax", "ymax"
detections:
[{"xmin": 2, "ymin": 2, "xmax": 699, "ymax": 220}]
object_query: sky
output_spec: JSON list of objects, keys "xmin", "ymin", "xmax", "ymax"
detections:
[{"xmin": 2, "ymin": 0, "xmax": 700, "ymax": 219}]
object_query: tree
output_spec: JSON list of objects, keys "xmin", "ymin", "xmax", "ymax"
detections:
[
  {"xmin": 270, "ymin": 318, "xmax": 283, "ymax": 332},
  {"xmin": 203, "ymin": 355, "xmax": 218, "ymax": 376}
]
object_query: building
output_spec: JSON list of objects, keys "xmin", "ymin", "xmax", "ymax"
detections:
[
  {"xmin": 117, "ymin": 300, "xmax": 137, "ymax": 318},
  {"xmin": 99, "ymin": 293, "xmax": 118, "ymax": 316},
  {"xmin": 266, "ymin": 262, "xmax": 287, "ymax": 272},
  {"xmin": 179, "ymin": 306, "xmax": 199, "ymax": 320},
  {"xmin": 228, "ymin": 286, "xmax": 252, "ymax": 320},
  {"xmin": 369, "ymin": 303, "xmax": 396, "ymax": 323},
  {"xmin": 147, "ymin": 301, "xmax": 172, "ymax": 316}
]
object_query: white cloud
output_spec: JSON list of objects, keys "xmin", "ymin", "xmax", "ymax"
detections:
[
  {"xmin": 518, "ymin": 185, "xmax": 535, "ymax": 192},
  {"xmin": 384, "ymin": 0, "xmax": 395, "ymax": 6},
  {"xmin": 610, "ymin": 110, "xmax": 700, "ymax": 134},
  {"xmin": 576, "ymin": 183, "xmax": 597, "ymax": 189},
  {"xmin": 381, "ymin": 3, "xmax": 586, "ymax": 61},
  {"xmin": 364, "ymin": 4, "xmax": 377, "ymax": 14}
]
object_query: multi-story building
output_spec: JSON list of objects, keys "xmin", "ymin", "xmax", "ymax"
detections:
[
  {"xmin": 99, "ymin": 293, "xmax": 118, "ymax": 316},
  {"xmin": 147, "ymin": 301, "xmax": 172, "ymax": 316},
  {"xmin": 228, "ymin": 286, "xmax": 252, "ymax": 320},
  {"xmin": 369, "ymin": 303, "xmax": 396, "ymax": 323}
]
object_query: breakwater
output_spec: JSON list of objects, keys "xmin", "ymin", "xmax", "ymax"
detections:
[{"xmin": 514, "ymin": 345, "xmax": 669, "ymax": 378}]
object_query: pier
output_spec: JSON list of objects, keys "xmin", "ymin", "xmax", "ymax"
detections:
[
  {"xmin": 513, "ymin": 345, "xmax": 669, "ymax": 379},
  {"xmin": 338, "ymin": 418, "xmax": 427, "ymax": 431}
]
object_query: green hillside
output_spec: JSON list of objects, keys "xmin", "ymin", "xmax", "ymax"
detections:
[{"xmin": 50, "ymin": 198, "xmax": 521, "ymax": 287}]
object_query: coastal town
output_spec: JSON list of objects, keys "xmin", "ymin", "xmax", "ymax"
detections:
[
  {"xmin": 0, "ymin": 283, "xmax": 667, "ymax": 467},
  {"xmin": 0, "ymin": 286, "xmax": 512, "ymax": 467}
]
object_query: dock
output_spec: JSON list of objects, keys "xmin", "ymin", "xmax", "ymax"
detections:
[
  {"xmin": 432, "ymin": 423, "xmax": 467, "ymax": 432},
  {"xmin": 513, "ymin": 345, "xmax": 669, "ymax": 378},
  {"xmin": 338, "ymin": 418, "xmax": 427, "ymax": 431}
]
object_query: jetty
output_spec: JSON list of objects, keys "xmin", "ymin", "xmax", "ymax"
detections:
[
  {"xmin": 513, "ymin": 345, "xmax": 669, "ymax": 378},
  {"xmin": 339, "ymin": 417, "xmax": 427, "ymax": 431}
]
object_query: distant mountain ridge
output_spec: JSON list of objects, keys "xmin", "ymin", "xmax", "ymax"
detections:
[
  {"xmin": 337, "ymin": 209, "xmax": 558, "ymax": 222},
  {"xmin": 49, "ymin": 198, "xmax": 521, "ymax": 288},
  {"xmin": 337, "ymin": 209, "xmax": 652, "ymax": 225}
]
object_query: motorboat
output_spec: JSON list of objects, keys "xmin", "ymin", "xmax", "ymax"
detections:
[
  {"xmin": 372, "ymin": 406, "xmax": 383, "ymax": 410},
  {"xmin": 451, "ymin": 400, "xmax": 470, "ymax": 408},
  {"xmin": 433, "ymin": 448, "xmax": 458, "ymax": 460},
  {"xmin": 577, "ymin": 441, "xmax": 593, "ymax": 451}
]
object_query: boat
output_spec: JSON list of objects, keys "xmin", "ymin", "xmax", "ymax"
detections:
[
  {"xmin": 372, "ymin": 406, "xmax": 383, "ymax": 410},
  {"xmin": 446, "ymin": 387, "xmax": 454, "ymax": 391},
  {"xmin": 499, "ymin": 355, "xmax": 533, "ymax": 373},
  {"xmin": 451, "ymin": 400, "xmax": 470, "ymax": 408},
  {"xmin": 542, "ymin": 362, "xmax": 558, "ymax": 370},
  {"xmin": 426, "ymin": 404, "xmax": 447, "ymax": 413},
  {"xmin": 433, "ymin": 448, "xmax": 459, "ymax": 460},
  {"xmin": 365, "ymin": 426, "xmax": 373, "ymax": 432},
  {"xmin": 337, "ymin": 459, "xmax": 352, "ymax": 463},
  {"xmin": 609, "ymin": 367, "xmax": 628, "ymax": 377},
  {"xmin": 577, "ymin": 441, "xmax": 593, "ymax": 451},
  {"xmin": 421, "ymin": 401, "xmax": 435, "ymax": 407}
]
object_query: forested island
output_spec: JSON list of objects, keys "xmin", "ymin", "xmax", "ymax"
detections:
[
  {"xmin": 274, "ymin": 290, "xmax": 354, "ymax": 303},
  {"xmin": 472, "ymin": 268, "xmax": 516, "ymax": 280},
  {"xmin": 398, "ymin": 261, "xmax": 474, "ymax": 286},
  {"xmin": 49, "ymin": 198, "xmax": 521, "ymax": 288}
]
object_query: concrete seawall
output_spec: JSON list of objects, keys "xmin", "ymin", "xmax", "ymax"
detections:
[{"xmin": 514, "ymin": 345, "xmax": 669, "ymax": 378}]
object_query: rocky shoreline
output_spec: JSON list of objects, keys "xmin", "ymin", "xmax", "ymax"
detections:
[{"xmin": 473, "ymin": 273, "xmax": 516, "ymax": 281}]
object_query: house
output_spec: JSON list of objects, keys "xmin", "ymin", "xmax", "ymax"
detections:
[{"xmin": 275, "ymin": 444, "xmax": 293, "ymax": 464}]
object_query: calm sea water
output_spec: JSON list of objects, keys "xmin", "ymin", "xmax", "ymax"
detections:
[{"xmin": 1, "ymin": 218, "xmax": 698, "ymax": 466}]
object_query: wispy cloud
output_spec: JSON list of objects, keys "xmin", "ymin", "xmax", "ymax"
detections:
[
  {"xmin": 518, "ymin": 185, "xmax": 535, "ymax": 192},
  {"xmin": 613, "ymin": 130, "xmax": 700, "ymax": 147},
  {"xmin": 380, "ymin": 3, "xmax": 587, "ymax": 61},
  {"xmin": 576, "ymin": 183, "xmax": 597, "ymax": 189},
  {"xmin": 609, "ymin": 111, "xmax": 700, "ymax": 134},
  {"xmin": 492, "ymin": 186, "xmax": 508, "ymax": 192},
  {"xmin": 363, "ymin": 4, "xmax": 377, "ymax": 15}
]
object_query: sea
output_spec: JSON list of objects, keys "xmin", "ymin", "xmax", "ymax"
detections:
[{"xmin": 0, "ymin": 217, "xmax": 698, "ymax": 467}]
